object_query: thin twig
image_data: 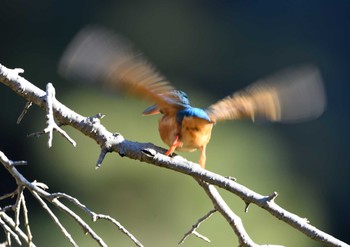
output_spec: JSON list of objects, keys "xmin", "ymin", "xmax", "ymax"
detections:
[
  {"xmin": 14, "ymin": 187, "xmax": 24, "ymax": 228},
  {"xmin": 0, "ymin": 212, "xmax": 36, "ymax": 247},
  {"xmin": 178, "ymin": 209, "xmax": 216, "ymax": 245},
  {"xmin": 0, "ymin": 216, "xmax": 21, "ymax": 246},
  {"xmin": 192, "ymin": 230, "xmax": 211, "ymax": 243},
  {"xmin": 197, "ymin": 180, "xmax": 284, "ymax": 247},
  {"xmin": 49, "ymin": 192, "xmax": 144, "ymax": 247},
  {"xmin": 21, "ymin": 192, "xmax": 33, "ymax": 246},
  {"xmin": 17, "ymin": 101, "xmax": 32, "ymax": 124},
  {"xmin": 49, "ymin": 197, "xmax": 107, "ymax": 247},
  {"xmin": 0, "ymin": 150, "xmax": 144, "ymax": 247},
  {"xmin": 0, "ymin": 189, "xmax": 18, "ymax": 201},
  {"xmin": 31, "ymin": 191, "xmax": 78, "ymax": 247},
  {"xmin": 94, "ymin": 214, "xmax": 144, "ymax": 247}
]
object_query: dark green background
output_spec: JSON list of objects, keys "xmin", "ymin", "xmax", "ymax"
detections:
[{"xmin": 1, "ymin": 1, "xmax": 349, "ymax": 246}]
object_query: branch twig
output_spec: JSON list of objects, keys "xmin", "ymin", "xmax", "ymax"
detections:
[
  {"xmin": 17, "ymin": 101, "xmax": 32, "ymax": 124},
  {"xmin": 0, "ymin": 151, "xmax": 143, "ymax": 247},
  {"xmin": 49, "ymin": 192, "xmax": 143, "ymax": 247},
  {"xmin": 31, "ymin": 190, "xmax": 79, "ymax": 247},
  {"xmin": 197, "ymin": 180, "xmax": 284, "ymax": 247},
  {"xmin": 0, "ymin": 212, "xmax": 35, "ymax": 246},
  {"xmin": 27, "ymin": 83, "xmax": 77, "ymax": 147},
  {"xmin": 178, "ymin": 209, "xmax": 216, "ymax": 245}
]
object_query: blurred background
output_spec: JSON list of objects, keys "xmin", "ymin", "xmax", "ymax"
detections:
[{"xmin": 1, "ymin": 1, "xmax": 349, "ymax": 246}]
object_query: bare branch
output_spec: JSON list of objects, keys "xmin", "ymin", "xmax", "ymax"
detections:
[
  {"xmin": 0, "ymin": 217, "xmax": 22, "ymax": 246},
  {"xmin": 0, "ymin": 212, "xmax": 35, "ymax": 246},
  {"xmin": 192, "ymin": 230, "xmax": 211, "ymax": 243},
  {"xmin": 0, "ymin": 189, "xmax": 18, "ymax": 201},
  {"xmin": 198, "ymin": 180, "xmax": 285, "ymax": 247},
  {"xmin": 48, "ymin": 192, "xmax": 144, "ymax": 247},
  {"xmin": 27, "ymin": 83, "xmax": 76, "ymax": 147},
  {"xmin": 14, "ymin": 187, "xmax": 24, "ymax": 228},
  {"xmin": 17, "ymin": 101, "xmax": 32, "ymax": 124},
  {"xmin": 0, "ymin": 151, "xmax": 144, "ymax": 247},
  {"xmin": 31, "ymin": 190, "xmax": 79, "ymax": 247},
  {"xmin": 20, "ymin": 192, "xmax": 33, "ymax": 246},
  {"xmin": 178, "ymin": 209, "xmax": 216, "ymax": 245},
  {"xmin": 1, "ymin": 63, "xmax": 349, "ymax": 246},
  {"xmin": 50, "ymin": 197, "xmax": 108, "ymax": 247},
  {"xmin": 93, "ymin": 214, "xmax": 144, "ymax": 247}
]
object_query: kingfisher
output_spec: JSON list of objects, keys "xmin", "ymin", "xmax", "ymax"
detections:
[{"xmin": 59, "ymin": 26, "xmax": 326, "ymax": 168}]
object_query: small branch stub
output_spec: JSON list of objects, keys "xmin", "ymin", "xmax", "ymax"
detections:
[
  {"xmin": 244, "ymin": 202, "xmax": 250, "ymax": 213},
  {"xmin": 96, "ymin": 148, "xmax": 108, "ymax": 169},
  {"xmin": 17, "ymin": 101, "xmax": 32, "ymax": 124},
  {"xmin": 267, "ymin": 192, "xmax": 279, "ymax": 202}
]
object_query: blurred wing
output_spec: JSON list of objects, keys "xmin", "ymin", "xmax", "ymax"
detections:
[
  {"xmin": 206, "ymin": 65, "xmax": 326, "ymax": 123},
  {"xmin": 58, "ymin": 25, "xmax": 180, "ymax": 109}
]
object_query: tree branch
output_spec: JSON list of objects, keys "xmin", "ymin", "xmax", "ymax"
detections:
[
  {"xmin": 0, "ymin": 151, "xmax": 143, "ymax": 247},
  {"xmin": 1, "ymin": 63, "xmax": 349, "ymax": 247},
  {"xmin": 27, "ymin": 83, "xmax": 76, "ymax": 147},
  {"xmin": 197, "ymin": 180, "xmax": 284, "ymax": 247},
  {"xmin": 178, "ymin": 208, "xmax": 216, "ymax": 245}
]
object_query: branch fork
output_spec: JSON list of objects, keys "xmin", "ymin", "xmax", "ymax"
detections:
[
  {"xmin": 178, "ymin": 209, "xmax": 216, "ymax": 245},
  {"xmin": 26, "ymin": 83, "xmax": 76, "ymax": 148}
]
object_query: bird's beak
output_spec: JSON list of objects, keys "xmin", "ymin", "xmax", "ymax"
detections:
[{"xmin": 142, "ymin": 105, "xmax": 161, "ymax": 115}]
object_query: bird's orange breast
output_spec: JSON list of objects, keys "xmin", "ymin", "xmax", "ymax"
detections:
[
  {"xmin": 158, "ymin": 114, "xmax": 214, "ymax": 152},
  {"xmin": 158, "ymin": 114, "xmax": 180, "ymax": 147},
  {"xmin": 178, "ymin": 116, "xmax": 213, "ymax": 152}
]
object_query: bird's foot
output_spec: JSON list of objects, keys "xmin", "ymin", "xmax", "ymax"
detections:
[{"xmin": 165, "ymin": 135, "xmax": 183, "ymax": 156}]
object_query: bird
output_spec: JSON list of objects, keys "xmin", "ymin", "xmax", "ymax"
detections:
[{"xmin": 59, "ymin": 25, "xmax": 326, "ymax": 169}]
